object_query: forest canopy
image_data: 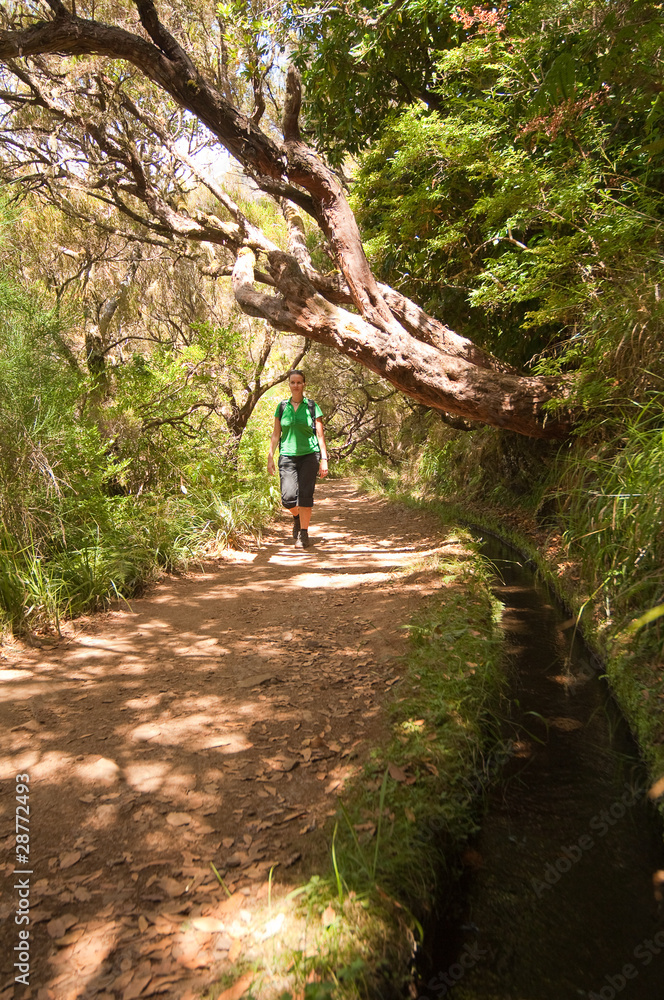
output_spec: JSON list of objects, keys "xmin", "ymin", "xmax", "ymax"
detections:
[
  {"xmin": 8, "ymin": 0, "xmax": 655, "ymax": 437},
  {"xmin": 0, "ymin": 0, "xmax": 661, "ymax": 441}
]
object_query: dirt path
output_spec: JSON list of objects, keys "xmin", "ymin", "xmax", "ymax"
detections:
[{"xmin": 0, "ymin": 481, "xmax": 452, "ymax": 1000}]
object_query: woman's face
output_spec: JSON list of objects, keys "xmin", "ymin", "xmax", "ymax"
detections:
[{"xmin": 289, "ymin": 374, "xmax": 305, "ymax": 398}]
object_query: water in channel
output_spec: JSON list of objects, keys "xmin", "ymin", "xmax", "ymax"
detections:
[{"xmin": 418, "ymin": 537, "xmax": 664, "ymax": 1000}]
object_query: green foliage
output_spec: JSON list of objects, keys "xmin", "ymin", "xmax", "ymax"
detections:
[
  {"xmin": 100, "ymin": 341, "xmax": 229, "ymax": 495},
  {"xmin": 303, "ymin": 343, "xmax": 410, "ymax": 473},
  {"xmin": 214, "ymin": 0, "xmax": 289, "ymax": 127},
  {"xmin": 0, "ymin": 275, "xmax": 105, "ymax": 538},
  {"xmin": 560, "ymin": 394, "xmax": 664, "ymax": 633},
  {"xmin": 413, "ymin": 392, "xmax": 664, "ymax": 671},
  {"xmin": 0, "ymin": 256, "xmax": 278, "ymax": 634},
  {"xmin": 292, "ymin": 0, "xmax": 460, "ymax": 165},
  {"xmin": 349, "ymin": 0, "xmax": 664, "ymax": 378}
]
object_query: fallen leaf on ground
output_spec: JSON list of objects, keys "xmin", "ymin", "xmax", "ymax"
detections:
[
  {"xmin": 354, "ymin": 822, "xmax": 376, "ymax": 838},
  {"xmin": 203, "ymin": 736, "xmax": 233, "ymax": 748},
  {"xmin": 215, "ymin": 893, "xmax": 245, "ymax": 915},
  {"xmin": 122, "ymin": 973, "xmax": 152, "ymax": 1000},
  {"xmin": 279, "ymin": 810, "xmax": 307, "ymax": 825},
  {"xmin": 46, "ymin": 914, "xmax": 77, "ymax": 938},
  {"xmin": 59, "ymin": 851, "xmax": 81, "ymax": 870},
  {"xmin": 158, "ymin": 876, "xmax": 185, "ymax": 897},
  {"xmin": 548, "ymin": 717, "xmax": 583, "ymax": 731},
  {"xmin": 191, "ymin": 916, "xmax": 226, "ymax": 932},
  {"xmin": 654, "ymin": 870, "xmax": 664, "ymax": 901},
  {"xmin": 237, "ymin": 673, "xmax": 280, "ymax": 689},
  {"xmin": 55, "ymin": 927, "xmax": 85, "ymax": 946},
  {"xmin": 388, "ymin": 762, "xmax": 408, "ymax": 782},
  {"xmin": 268, "ymin": 756, "xmax": 298, "ymax": 772},
  {"xmin": 172, "ymin": 932, "xmax": 213, "ymax": 969},
  {"xmin": 224, "ymin": 852, "xmax": 245, "ymax": 868},
  {"xmin": 648, "ymin": 776, "xmax": 664, "ymax": 800},
  {"xmin": 228, "ymin": 938, "xmax": 242, "ymax": 963},
  {"xmin": 147, "ymin": 976, "xmax": 182, "ymax": 994}
]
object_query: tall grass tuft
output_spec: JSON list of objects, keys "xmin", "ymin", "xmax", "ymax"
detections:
[{"xmin": 561, "ymin": 393, "xmax": 664, "ymax": 634}]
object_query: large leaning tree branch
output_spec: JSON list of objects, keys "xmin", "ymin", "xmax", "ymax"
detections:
[
  {"xmin": 0, "ymin": 56, "xmax": 503, "ymax": 379},
  {"xmin": 0, "ymin": 0, "xmax": 574, "ymax": 438},
  {"xmin": 231, "ymin": 248, "xmax": 561, "ymax": 431}
]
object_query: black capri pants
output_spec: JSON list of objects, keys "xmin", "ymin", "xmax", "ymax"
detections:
[{"xmin": 278, "ymin": 452, "xmax": 320, "ymax": 508}]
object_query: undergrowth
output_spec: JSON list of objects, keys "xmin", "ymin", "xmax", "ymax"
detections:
[
  {"xmin": 391, "ymin": 399, "xmax": 664, "ymax": 665},
  {"xmin": 0, "ymin": 270, "xmax": 279, "ymax": 636},
  {"xmin": 0, "ymin": 484, "xmax": 279, "ymax": 635}
]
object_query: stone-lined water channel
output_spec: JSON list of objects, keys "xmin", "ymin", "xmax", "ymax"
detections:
[{"xmin": 418, "ymin": 537, "xmax": 664, "ymax": 1000}]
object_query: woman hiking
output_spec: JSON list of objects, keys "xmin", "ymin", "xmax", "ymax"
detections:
[{"xmin": 267, "ymin": 370, "xmax": 328, "ymax": 548}]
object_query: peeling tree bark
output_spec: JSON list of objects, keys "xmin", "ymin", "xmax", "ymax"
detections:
[{"xmin": 0, "ymin": 0, "xmax": 574, "ymax": 438}]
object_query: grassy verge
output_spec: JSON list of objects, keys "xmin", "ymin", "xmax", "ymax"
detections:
[
  {"xmin": 203, "ymin": 531, "xmax": 507, "ymax": 1000},
  {"xmin": 0, "ymin": 480, "xmax": 281, "ymax": 638}
]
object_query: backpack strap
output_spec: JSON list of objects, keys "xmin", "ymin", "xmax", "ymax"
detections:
[
  {"xmin": 277, "ymin": 399, "xmax": 286, "ymax": 449},
  {"xmin": 307, "ymin": 399, "xmax": 319, "ymax": 446}
]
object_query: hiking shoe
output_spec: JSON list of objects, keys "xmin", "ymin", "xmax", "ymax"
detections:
[
  {"xmin": 299, "ymin": 529, "xmax": 310, "ymax": 548},
  {"xmin": 292, "ymin": 514, "xmax": 301, "ymax": 539}
]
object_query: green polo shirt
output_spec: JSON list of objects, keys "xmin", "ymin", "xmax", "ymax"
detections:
[{"xmin": 276, "ymin": 397, "xmax": 323, "ymax": 456}]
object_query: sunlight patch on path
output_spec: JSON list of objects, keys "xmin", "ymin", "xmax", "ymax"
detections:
[{"xmin": 286, "ymin": 571, "xmax": 395, "ymax": 589}]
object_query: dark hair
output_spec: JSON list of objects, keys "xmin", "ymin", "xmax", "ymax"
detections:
[{"xmin": 287, "ymin": 369, "xmax": 306, "ymax": 382}]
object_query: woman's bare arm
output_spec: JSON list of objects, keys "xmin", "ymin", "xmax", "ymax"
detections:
[
  {"xmin": 315, "ymin": 417, "xmax": 329, "ymax": 477},
  {"xmin": 267, "ymin": 417, "xmax": 281, "ymax": 476}
]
